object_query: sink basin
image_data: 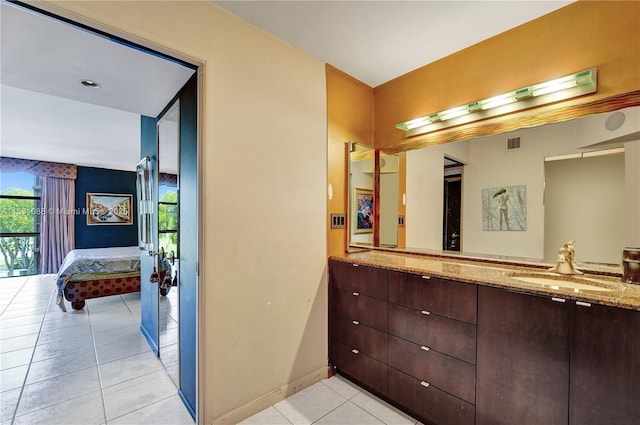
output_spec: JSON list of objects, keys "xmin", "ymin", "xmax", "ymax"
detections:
[{"xmin": 506, "ymin": 272, "xmax": 619, "ymax": 293}]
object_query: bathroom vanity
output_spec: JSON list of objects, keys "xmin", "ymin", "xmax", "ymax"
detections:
[{"xmin": 328, "ymin": 251, "xmax": 640, "ymax": 425}]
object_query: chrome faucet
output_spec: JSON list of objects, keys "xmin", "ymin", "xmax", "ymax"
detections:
[{"xmin": 549, "ymin": 240, "xmax": 583, "ymax": 275}]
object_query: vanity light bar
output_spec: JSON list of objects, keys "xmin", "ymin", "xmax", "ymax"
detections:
[{"xmin": 396, "ymin": 68, "xmax": 597, "ymax": 135}]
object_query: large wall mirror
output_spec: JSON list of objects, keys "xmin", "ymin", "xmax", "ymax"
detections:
[{"xmin": 367, "ymin": 105, "xmax": 640, "ymax": 267}]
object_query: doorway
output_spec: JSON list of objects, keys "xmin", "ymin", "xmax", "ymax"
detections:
[{"xmin": 3, "ymin": 2, "xmax": 199, "ymax": 420}]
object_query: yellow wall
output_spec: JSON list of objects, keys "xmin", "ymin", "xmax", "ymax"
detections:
[
  {"xmin": 326, "ymin": 65, "xmax": 374, "ymax": 255},
  {"xmin": 43, "ymin": 1, "xmax": 328, "ymax": 423},
  {"xmin": 374, "ymin": 1, "xmax": 640, "ymax": 149}
]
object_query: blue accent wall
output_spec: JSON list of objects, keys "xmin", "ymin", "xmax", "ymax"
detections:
[{"xmin": 75, "ymin": 166, "xmax": 138, "ymax": 249}]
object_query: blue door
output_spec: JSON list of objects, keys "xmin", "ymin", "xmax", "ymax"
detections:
[
  {"xmin": 139, "ymin": 117, "xmax": 160, "ymax": 356},
  {"xmin": 177, "ymin": 75, "xmax": 198, "ymax": 418},
  {"xmin": 139, "ymin": 74, "xmax": 198, "ymax": 419}
]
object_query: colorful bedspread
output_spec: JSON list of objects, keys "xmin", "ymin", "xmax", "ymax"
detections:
[{"xmin": 55, "ymin": 246, "xmax": 141, "ymax": 311}]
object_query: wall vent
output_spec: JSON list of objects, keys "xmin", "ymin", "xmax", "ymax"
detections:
[
  {"xmin": 330, "ymin": 213, "xmax": 346, "ymax": 229},
  {"xmin": 507, "ymin": 136, "xmax": 521, "ymax": 150}
]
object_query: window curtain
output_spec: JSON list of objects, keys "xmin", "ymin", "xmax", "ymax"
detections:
[
  {"xmin": 40, "ymin": 177, "xmax": 75, "ymax": 274},
  {"xmin": 1, "ymin": 157, "xmax": 77, "ymax": 274}
]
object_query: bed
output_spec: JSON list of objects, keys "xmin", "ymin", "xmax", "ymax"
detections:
[{"xmin": 55, "ymin": 246, "xmax": 141, "ymax": 311}]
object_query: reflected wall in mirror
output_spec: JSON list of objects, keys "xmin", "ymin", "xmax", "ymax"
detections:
[
  {"xmin": 157, "ymin": 100, "xmax": 180, "ymax": 376},
  {"xmin": 544, "ymin": 151, "xmax": 624, "ymax": 264},
  {"xmin": 401, "ymin": 106, "xmax": 640, "ymax": 265},
  {"xmin": 379, "ymin": 153, "xmax": 399, "ymax": 247},
  {"xmin": 348, "ymin": 142, "xmax": 374, "ymax": 247}
]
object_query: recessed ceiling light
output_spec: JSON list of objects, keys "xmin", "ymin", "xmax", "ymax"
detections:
[{"xmin": 80, "ymin": 79, "xmax": 100, "ymax": 88}]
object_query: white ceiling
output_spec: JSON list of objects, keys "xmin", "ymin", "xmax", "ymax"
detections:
[
  {"xmin": 1, "ymin": 2, "xmax": 195, "ymax": 116},
  {"xmin": 1, "ymin": 1, "xmax": 573, "ymax": 171},
  {"xmin": 213, "ymin": 0, "xmax": 574, "ymax": 87}
]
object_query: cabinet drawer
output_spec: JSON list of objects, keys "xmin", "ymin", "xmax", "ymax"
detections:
[
  {"xmin": 388, "ymin": 270, "xmax": 477, "ymax": 324},
  {"xmin": 332, "ymin": 315, "xmax": 388, "ymax": 363},
  {"xmin": 330, "ymin": 260, "xmax": 387, "ymax": 300},
  {"xmin": 332, "ymin": 287, "xmax": 388, "ymax": 332},
  {"xmin": 389, "ymin": 303, "xmax": 476, "ymax": 364},
  {"xmin": 388, "ymin": 367, "xmax": 475, "ymax": 425},
  {"xmin": 388, "ymin": 335, "xmax": 475, "ymax": 404},
  {"xmin": 332, "ymin": 340, "xmax": 387, "ymax": 395}
]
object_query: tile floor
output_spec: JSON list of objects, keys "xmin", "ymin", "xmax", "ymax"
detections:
[
  {"xmin": 0, "ymin": 274, "xmax": 191, "ymax": 425},
  {"xmin": 2, "ymin": 274, "xmax": 420, "ymax": 425},
  {"xmin": 240, "ymin": 375, "xmax": 421, "ymax": 425}
]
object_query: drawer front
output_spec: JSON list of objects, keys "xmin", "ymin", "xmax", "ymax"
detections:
[
  {"xmin": 330, "ymin": 260, "xmax": 387, "ymax": 300},
  {"xmin": 332, "ymin": 340, "xmax": 387, "ymax": 395},
  {"xmin": 332, "ymin": 287, "xmax": 388, "ymax": 332},
  {"xmin": 332, "ymin": 315, "xmax": 388, "ymax": 363},
  {"xmin": 388, "ymin": 367, "xmax": 475, "ymax": 425},
  {"xmin": 388, "ymin": 270, "xmax": 477, "ymax": 324},
  {"xmin": 389, "ymin": 303, "xmax": 477, "ymax": 364},
  {"xmin": 388, "ymin": 335, "xmax": 475, "ymax": 404}
]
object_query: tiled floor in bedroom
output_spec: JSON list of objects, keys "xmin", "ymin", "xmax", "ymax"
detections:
[
  {"xmin": 0, "ymin": 274, "xmax": 189, "ymax": 425},
  {"xmin": 1, "ymin": 274, "xmax": 421, "ymax": 425}
]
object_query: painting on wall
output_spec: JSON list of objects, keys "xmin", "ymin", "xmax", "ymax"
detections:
[
  {"xmin": 355, "ymin": 188, "xmax": 374, "ymax": 233},
  {"xmin": 482, "ymin": 185, "xmax": 527, "ymax": 231},
  {"xmin": 86, "ymin": 193, "xmax": 133, "ymax": 225}
]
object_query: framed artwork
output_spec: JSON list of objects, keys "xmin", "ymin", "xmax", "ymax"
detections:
[
  {"xmin": 482, "ymin": 185, "xmax": 527, "ymax": 231},
  {"xmin": 86, "ymin": 193, "xmax": 133, "ymax": 225},
  {"xmin": 354, "ymin": 188, "xmax": 374, "ymax": 233}
]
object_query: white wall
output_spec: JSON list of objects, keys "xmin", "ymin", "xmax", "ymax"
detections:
[
  {"xmin": 44, "ymin": 1, "xmax": 328, "ymax": 423},
  {"xmin": 544, "ymin": 153, "xmax": 625, "ymax": 264},
  {"xmin": 380, "ymin": 172, "xmax": 399, "ymax": 246},
  {"xmin": 625, "ymin": 140, "xmax": 640, "ymax": 248}
]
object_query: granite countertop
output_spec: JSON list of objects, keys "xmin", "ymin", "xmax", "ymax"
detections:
[{"xmin": 331, "ymin": 250, "xmax": 640, "ymax": 312}]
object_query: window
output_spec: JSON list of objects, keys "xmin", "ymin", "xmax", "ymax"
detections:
[
  {"xmin": 0, "ymin": 172, "xmax": 41, "ymax": 277},
  {"xmin": 158, "ymin": 184, "xmax": 178, "ymax": 256}
]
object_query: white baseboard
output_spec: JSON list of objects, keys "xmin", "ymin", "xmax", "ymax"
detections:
[{"xmin": 209, "ymin": 366, "xmax": 329, "ymax": 424}]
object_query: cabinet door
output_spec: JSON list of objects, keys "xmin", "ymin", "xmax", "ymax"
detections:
[
  {"xmin": 476, "ymin": 286, "xmax": 570, "ymax": 425},
  {"xmin": 389, "ymin": 303, "xmax": 476, "ymax": 364},
  {"xmin": 388, "ymin": 367, "xmax": 475, "ymax": 425},
  {"xmin": 388, "ymin": 335, "xmax": 475, "ymax": 403},
  {"xmin": 388, "ymin": 270, "xmax": 477, "ymax": 324},
  {"xmin": 332, "ymin": 314, "xmax": 387, "ymax": 363},
  {"xmin": 570, "ymin": 303, "xmax": 640, "ymax": 425},
  {"xmin": 330, "ymin": 260, "xmax": 387, "ymax": 300},
  {"xmin": 332, "ymin": 340, "xmax": 387, "ymax": 395},
  {"xmin": 332, "ymin": 287, "xmax": 388, "ymax": 332}
]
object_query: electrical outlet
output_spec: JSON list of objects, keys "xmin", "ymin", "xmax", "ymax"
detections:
[{"xmin": 330, "ymin": 213, "xmax": 346, "ymax": 229}]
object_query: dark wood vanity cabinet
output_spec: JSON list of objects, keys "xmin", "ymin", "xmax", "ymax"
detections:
[
  {"xmin": 476, "ymin": 286, "xmax": 571, "ymax": 425},
  {"xmin": 387, "ymin": 270, "xmax": 478, "ymax": 425},
  {"xmin": 570, "ymin": 302, "xmax": 640, "ymax": 425},
  {"xmin": 329, "ymin": 261, "xmax": 389, "ymax": 394},
  {"xmin": 330, "ymin": 259, "xmax": 478, "ymax": 425},
  {"xmin": 330, "ymin": 259, "xmax": 640, "ymax": 425},
  {"xmin": 477, "ymin": 285, "xmax": 640, "ymax": 425}
]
